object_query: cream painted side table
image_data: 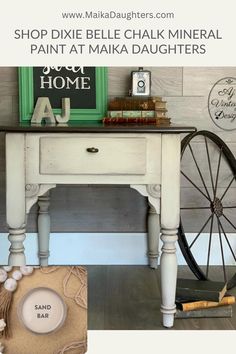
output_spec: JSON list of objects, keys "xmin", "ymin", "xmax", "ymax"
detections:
[{"xmin": 3, "ymin": 122, "xmax": 195, "ymax": 327}]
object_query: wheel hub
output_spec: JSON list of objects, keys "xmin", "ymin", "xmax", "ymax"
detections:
[{"xmin": 211, "ymin": 197, "xmax": 223, "ymax": 217}]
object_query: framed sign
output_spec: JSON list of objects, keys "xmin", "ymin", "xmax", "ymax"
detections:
[{"xmin": 19, "ymin": 67, "xmax": 107, "ymax": 122}]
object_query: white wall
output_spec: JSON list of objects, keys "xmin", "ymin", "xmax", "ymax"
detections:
[{"xmin": 0, "ymin": 232, "xmax": 235, "ymax": 266}]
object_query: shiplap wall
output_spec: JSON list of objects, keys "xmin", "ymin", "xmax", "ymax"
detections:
[{"xmin": 0, "ymin": 67, "xmax": 235, "ymax": 235}]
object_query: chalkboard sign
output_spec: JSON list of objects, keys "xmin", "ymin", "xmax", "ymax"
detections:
[{"xmin": 19, "ymin": 67, "xmax": 107, "ymax": 122}]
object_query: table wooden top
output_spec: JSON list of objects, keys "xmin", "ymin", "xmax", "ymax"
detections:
[{"xmin": 0, "ymin": 121, "xmax": 196, "ymax": 134}]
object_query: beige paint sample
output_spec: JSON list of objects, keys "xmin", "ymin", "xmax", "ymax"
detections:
[{"xmin": 18, "ymin": 287, "xmax": 67, "ymax": 334}]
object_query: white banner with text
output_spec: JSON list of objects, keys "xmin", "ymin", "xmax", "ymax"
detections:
[{"xmin": 0, "ymin": 0, "xmax": 235, "ymax": 66}]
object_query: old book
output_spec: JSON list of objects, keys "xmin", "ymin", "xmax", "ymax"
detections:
[
  {"xmin": 175, "ymin": 305, "xmax": 233, "ymax": 319},
  {"xmin": 108, "ymin": 110, "xmax": 155, "ymax": 118},
  {"xmin": 108, "ymin": 96, "xmax": 166, "ymax": 111},
  {"xmin": 154, "ymin": 117, "xmax": 170, "ymax": 125},
  {"xmin": 103, "ymin": 117, "xmax": 171, "ymax": 125},
  {"xmin": 108, "ymin": 110, "xmax": 154, "ymax": 118},
  {"xmin": 227, "ymin": 273, "xmax": 236, "ymax": 290},
  {"xmin": 177, "ymin": 295, "xmax": 235, "ymax": 311},
  {"xmin": 108, "ymin": 109, "xmax": 168, "ymax": 118},
  {"xmin": 176, "ymin": 278, "xmax": 227, "ymax": 302},
  {"xmin": 103, "ymin": 117, "xmax": 157, "ymax": 124}
]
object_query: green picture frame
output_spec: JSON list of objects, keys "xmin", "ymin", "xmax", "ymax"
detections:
[{"xmin": 18, "ymin": 67, "xmax": 108, "ymax": 122}]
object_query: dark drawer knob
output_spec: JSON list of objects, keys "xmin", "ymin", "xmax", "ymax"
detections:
[{"xmin": 86, "ymin": 147, "xmax": 99, "ymax": 153}]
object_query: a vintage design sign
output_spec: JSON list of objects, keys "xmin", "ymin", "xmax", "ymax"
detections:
[{"xmin": 208, "ymin": 77, "xmax": 236, "ymax": 130}]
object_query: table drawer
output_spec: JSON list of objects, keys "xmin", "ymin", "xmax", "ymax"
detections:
[{"xmin": 39, "ymin": 137, "xmax": 147, "ymax": 175}]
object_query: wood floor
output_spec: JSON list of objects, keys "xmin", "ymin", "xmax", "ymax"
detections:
[{"xmin": 87, "ymin": 265, "xmax": 236, "ymax": 330}]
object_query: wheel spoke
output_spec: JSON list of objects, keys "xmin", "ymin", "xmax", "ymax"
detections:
[
  {"xmin": 181, "ymin": 171, "xmax": 211, "ymax": 201},
  {"xmin": 204, "ymin": 137, "xmax": 215, "ymax": 196},
  {"xmin": 181, "ymin": 206, "xmax": 210, "ymax": 210},
  {"xmin": 220, "ymin": 176, "xmax": 235, "ymax": 201},
  {"xmin": 222, "ymin": 214, "xmax": 236, "ymax": 232},
  {"xmin": 218, "ymin": 217, "xmax": 236, "ymax": 262},
  {"xmin": 206, "ymin": 214, "xmax": 214, "ymax": 278},
  {"xmin": 217, "ymin": 217, "xmax": 227, "ymax": 282},
  {"xmin": 189, "ymin": 213, "xmax": 213, "ymax": 249},
  {"xmin": 214, "ymin": 147, "xmax": 222, "ymax": 199},
  {"xmin": 188, "ymin": 143, "xmax": 212, "ymax": 200},
  {"xmin": 224, "ymin": 206, "xmax": 236, "ymax": 209}
]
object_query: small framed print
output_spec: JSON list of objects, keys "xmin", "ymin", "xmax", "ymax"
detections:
[{"xmin": 18, "ymin": 66, "xmax": 108, "ymax": 122}]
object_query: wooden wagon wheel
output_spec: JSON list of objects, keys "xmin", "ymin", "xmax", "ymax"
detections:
[{"xmin": 178, "ymin": 130, "xmax": 236, "ymax": 289}]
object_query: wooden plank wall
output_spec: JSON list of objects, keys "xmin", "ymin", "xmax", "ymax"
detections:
[{"xmin": 0, "ymin": 67, "xmax": 235, "ymax": 233}]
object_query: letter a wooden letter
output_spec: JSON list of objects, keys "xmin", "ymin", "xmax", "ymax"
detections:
[{"xmin": 31, "ymin": 97, "xmax": 56, "ymax": 124}]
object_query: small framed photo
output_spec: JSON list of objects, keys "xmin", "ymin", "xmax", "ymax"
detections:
[{"xmin": 18, "ymin": 67, "xmax": 108, "ymax": 122}]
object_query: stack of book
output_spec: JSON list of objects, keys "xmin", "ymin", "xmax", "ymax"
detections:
[
  {"xmin": 175, "ymin": 278, "xmax": 235, "ymax": 319},
  {"xmin": 103, "ymin": 96, "xmax": 171, "ymax": 125}
]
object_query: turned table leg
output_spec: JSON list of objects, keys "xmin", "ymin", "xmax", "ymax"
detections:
[
  {"xmin": 147, "ymin": 203, "xmax": 160, "ymax": 269},
  {"xmin": 130, "ymin": 184, "xmax": 161, "ymax": 270},
  {"xmin": 8, "ymin": 227, "xmax": 26, "ymax": 265},
  {"xmin": 38, "ymin": 192, "xmax": 51, "ymax": 266},
  {"xmin": 160, "ymin": 229, "xmax": 178, "ymax": 327},
  {"xmin": 160, "ymin": 134, "xmax": 180, "ymax": 328},
  {"xmin": 6, "ymin": 133, "xmax": 27, "ymax": 266}
]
